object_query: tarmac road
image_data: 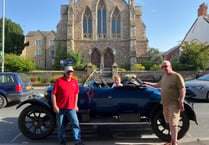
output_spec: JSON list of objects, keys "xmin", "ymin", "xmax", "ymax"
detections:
[{"xmin": 0, "ymin": 86, "xmax": 209, "ymax": 145}]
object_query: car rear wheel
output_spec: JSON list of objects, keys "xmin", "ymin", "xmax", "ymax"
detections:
[
  {"xmin": 151, "ymin": 108, "xmax": 190, "ymax": 141},
  {"xmin": 18, "ymin": 105, "xmax": 55, "ymax": 139},
  {"xmin": 0, "ymin": 95, "xmax": 7, "ymax": 109}
]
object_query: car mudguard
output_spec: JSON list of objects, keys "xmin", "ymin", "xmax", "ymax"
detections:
[
  {"xmin": 184, "ymin": 101, "xmax": 198, "ymax": 125},
  {"xmin": 150, "ymin": 101, "xmax": 198, "ymax": 125},
  {"xmin": 16, "ymin": 98, "xmax": 52, "ymax": 111}
]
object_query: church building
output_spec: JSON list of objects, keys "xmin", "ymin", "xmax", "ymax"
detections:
[{"xmin": 56, "ymin": 0, "xmax": 149, "ymax": 70}]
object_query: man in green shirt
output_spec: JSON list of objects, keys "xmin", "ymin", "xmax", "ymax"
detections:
[{"xmin": 144, "ymin": 60, "xmax": 185, "ymax": 145}]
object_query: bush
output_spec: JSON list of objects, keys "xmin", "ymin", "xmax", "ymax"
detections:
[
  {"xmin": 30, "ymin": 76, "xmax": 37, "ymax": 83},
  {"xmin": 131, "ymin": 64, "xmax": 145, "ymax": 70},
  {"xmin": 121, "ymin": 61, "xmax": 130, "ymax": 70},
  {"xmin": 42, "ymin": 78, "xmax": 50, "ymax": 83},
  {"xmin": 150, "ymin": 64, "xmax": 161, "ymax": 71},
  {"xmin": 5, "ymin": 54, "xmax": 35, "ymax": 72},
  {"xmin": 50, "ymin": 75, "xmax": 62, "ymax": 83},
  {"xmin": 118, "ymin": 67, "xmax": 126, "ymax": 72},
  {"xmin": 92, "ymin": 65, "xmax": 97, "ymax": 71},
  {"xmin": 141, "ymin": 61, "xmax": 153, "ymax": 70},
  {"xmin": 75, "ymin": 64, "xmax": 86, "ymax": 71}
]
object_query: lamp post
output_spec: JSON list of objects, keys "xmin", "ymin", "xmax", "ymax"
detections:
[{"xmin": 1, "ymin": 0, "xmax": 5, "ymax": 72}]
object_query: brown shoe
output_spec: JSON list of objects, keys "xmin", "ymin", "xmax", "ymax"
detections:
[{"xmin": 164, "ymin": 142, "xmax": 171, "ymax": 145}]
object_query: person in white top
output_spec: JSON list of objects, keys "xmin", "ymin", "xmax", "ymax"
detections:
[{"xmin": 112, "ymin": 75, "xmax": 123, "ymax": 88}]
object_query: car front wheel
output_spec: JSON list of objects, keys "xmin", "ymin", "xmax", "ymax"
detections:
[
  {"xmin": 18, "ymin": 105, "xmax": 55, "ymax": 139},
  {"xmin": 151, "ymin": 108, "xmax": 190, "ymax": 141}
]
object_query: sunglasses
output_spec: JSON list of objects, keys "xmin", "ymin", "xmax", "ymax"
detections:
[{"xmin": 161, "ymin": 65, "xmax": 168, "ymax": 69}]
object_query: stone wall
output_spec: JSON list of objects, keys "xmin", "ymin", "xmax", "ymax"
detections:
[{"xmin": 27, "ymin": 70, "xmax": 209, "ymax": 85}]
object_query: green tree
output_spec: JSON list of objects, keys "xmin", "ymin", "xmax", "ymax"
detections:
[
  {"xmin": 69, "ymin": 50, "xmax": 87, "ymax": 70},
  {"xmin": 54, "ymin": 43, "xmax": 67, "ymax": 69},
  {"xmin": 4, "ymin": 53, "xmax": 35, "ymax": 72},
  {"xmin": 180, "ymin": 40, "xmax": 209, "ymax": 70},
  {"xmin": 0, "ymin": 18, "xmax": 27, "ymax": 55},
  {"xmin": 147, "ymin": 47, "xmax": 163, "ymax": 64}
]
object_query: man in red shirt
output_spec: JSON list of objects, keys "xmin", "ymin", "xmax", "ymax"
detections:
[{"xmin": 51, "ymin": 66, "xmax": 84, "ymax": 145}]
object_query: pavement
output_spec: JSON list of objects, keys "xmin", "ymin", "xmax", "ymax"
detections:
[{"xmin": 0, "ymin": 139, "xmax": 209, "ymax": 145}]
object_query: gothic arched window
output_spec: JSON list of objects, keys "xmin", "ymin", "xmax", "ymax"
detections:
[
  {"xmin": 83, "ymin": 7, "xmax": 92, "ymax": 38},
  {"xmin": 112, "ymin": 8, "xmax": 120, "ymax": 34},
  {"xmin": 97, "ymin": 0, "xmax": 106, "ymax": 34}
]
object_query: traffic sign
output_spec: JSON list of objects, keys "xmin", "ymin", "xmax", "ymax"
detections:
[{"xmin": 60, "ymin": 59, "xmax": 74, "ymax": 67}]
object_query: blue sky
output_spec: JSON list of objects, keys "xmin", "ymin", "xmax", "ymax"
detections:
[{"xmin": 0, "ymin": 0, "xmax": 208, "ymax": 52}]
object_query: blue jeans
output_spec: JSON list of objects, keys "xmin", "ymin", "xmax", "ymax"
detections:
[{"xmin": 56, "ymin": 109, "xmax": 81, "ymax": 143}]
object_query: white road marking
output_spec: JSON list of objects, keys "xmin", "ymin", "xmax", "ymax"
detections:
[{"xmin": 10, "ymin": 133, "xmax": 22, "ymax": 143}]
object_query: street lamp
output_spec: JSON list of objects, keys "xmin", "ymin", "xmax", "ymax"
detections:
[{"xmin": 1, "ymin": 0, "xmax": 5, "ymax": 72}]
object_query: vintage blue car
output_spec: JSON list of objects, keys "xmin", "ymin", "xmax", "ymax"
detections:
[{"xmin": 17, "ymin": 71, "xmax": 197, "ymax": 141}]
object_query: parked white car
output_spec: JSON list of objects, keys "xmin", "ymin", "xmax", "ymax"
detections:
[{"xmin": 185, "ymin": 74, "xmax": 209, "ymax": 100}]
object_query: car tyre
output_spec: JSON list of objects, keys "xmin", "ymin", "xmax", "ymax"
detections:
[
  {"xmin": 206, "ymin": 92, "xmax": 209, "ymax": 101},
  {"xmin": 0, "ymin": 94, "xmax": 7, "ymax": 109},
  {"xmin": 18, "ymin": 105, "xmax": 55, "ymax": 139},
  {"xmin": 151, "ymin": 108, "xmax": 190, "ymax": 141}
]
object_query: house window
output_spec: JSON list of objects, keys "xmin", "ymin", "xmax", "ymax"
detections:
[
  {"xmin": 35, "ymin": 50, "xmax": 42, "ymax": 56},
  {"xmin": 37, "ymin": 59, "xmax": 42, "ymax": 65},
  {"xmin": 112, "ymin": 8, "xmax": 120, "ymax": 38},
  {"xmin": 35, "ymin": 40, "xmax": 42, "ymax": 46},
  {"xmin": 50, "ymin": 50, "xmax": 55, "ymax": 57},
  {"xmin": 83, "ymin": 7, "xmax": 92, "ymax": 38},
  {"xmin": 97, "ymin": 0, "xmax": 106, "ymax": 37},
  {"xmin": 50, "ymin": 40, "xmax": 55, "ymax": 46},
  {"xmin": 50, "ymin": 59, "xmax": 55, "ymax": 65}
]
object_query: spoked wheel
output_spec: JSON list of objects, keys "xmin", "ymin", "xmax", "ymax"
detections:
[
  {"xmin": 151, "ymin": 108, "xmax": 190, "ymax": 141},
  {"xmin": 18, "ymin": 105, "xmax": 56, "ymax": 139}
]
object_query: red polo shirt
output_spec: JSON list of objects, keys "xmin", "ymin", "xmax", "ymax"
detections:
[{"xmin": 52, "ymin": 76, "xmax": 79, "ymax": 109}]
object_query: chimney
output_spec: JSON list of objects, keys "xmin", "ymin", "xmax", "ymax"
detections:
[{"xmin": 198, "ymin": 2, "xmax": 208, "ymax": 17}]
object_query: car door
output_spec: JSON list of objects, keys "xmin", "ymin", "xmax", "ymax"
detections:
[
  {"xmin": 89, "ymin": 86, "xmax": 115, "ymax": 112},
  {"xmin": 111, "ymin": 86, "xmax": 152, "ymax": 113}
]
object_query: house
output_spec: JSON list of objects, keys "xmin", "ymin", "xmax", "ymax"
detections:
[
  {"xmin": 55, "ymin": 0, "xmax": 149, "ymax": 70},
  {"xmin": 164, "ymin": 2, "xmax": 209, "ymax": 60},
  {"xmin": 21, "ymin": 31, "xmax": 56, "ymax": 69}
]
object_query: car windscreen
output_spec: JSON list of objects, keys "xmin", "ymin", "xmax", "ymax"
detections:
[{"xmin": 198, "ymin": 74, "xmax": 209, "ymax": 81}]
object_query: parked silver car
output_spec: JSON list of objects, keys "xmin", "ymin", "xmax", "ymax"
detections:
[{"xmin": 185, "ymin": 74, "xmax": 209, "ymax": 100}]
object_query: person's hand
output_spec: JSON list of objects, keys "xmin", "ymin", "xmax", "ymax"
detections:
[
  {"xmin": 143, "ymin": 81, "xmax": 149, "ymax": 85},
  {"xmin": 75, "ymin": 106, "xmax": 79, "ymax": 112},
  {"xmin": 178, "ymin": 100, "xmax": 184, "ymax": 111},
  {"xmin": 143, "ymin": 81, "xmax": 147, "ymax": 84},
  {"xmin": 53, "ymin": 105, "xmax": 59, "ymax": 113}
]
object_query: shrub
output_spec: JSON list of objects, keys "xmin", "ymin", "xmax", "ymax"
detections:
[
  {"xmin": 50, "ymin": 75, "xmax": 62, "ymax": 83},
  {"xmin": 92, "ymin": 65, "xmax": 97, "ymax": 71},
  {"xmin": 141, "ymin": 61, "xmax": 153, "ymax": 70},
  {"xmin": 5, "ymin": 54, "xmax": 35, "ymax": 72},
  {"xmin": 118, "ymin": 67, "xmax": 126, "ymax": 72},
  {"xmin": 30, "ymin": 76, "xmax": 37, "ymax": 82},
  {"xmin": 131, "ymin": 64, "xmax": 145, "ymax": 70},
  {"xmin": 150, "ymin": 64, "xmax": 161, "ymax": 71},
  {"xmin": 42, "ymin": 78, "xmax": 50, "ymax": 83},
  {"xmin": 121, "ymin": 61, "xmax": 131, "ymax": 70},
  {"xmin": 75, "ymin": 64, "xmax": 86, "ymax": 71}
]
